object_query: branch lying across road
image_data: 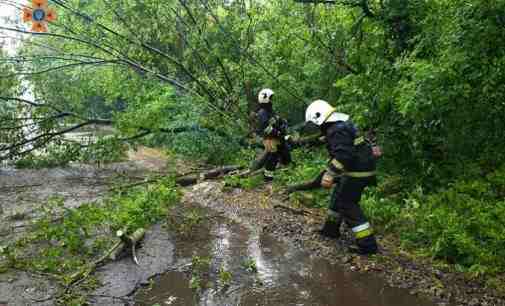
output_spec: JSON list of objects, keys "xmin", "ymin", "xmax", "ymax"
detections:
[
  {"xmin": 286, "ymin": 170, "xmax": 325, "ymax": 193},
  {"xmin": 110, "ymin": 165, "xmax": 245, "ymax": 191}
]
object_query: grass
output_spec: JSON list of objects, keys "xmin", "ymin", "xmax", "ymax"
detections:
[
  {"xmin": 242, "ymin": 258, "xmax": 258, "ymax": 273},
  {"xmin": 190, "ymin": 255, "xmax": 211, "ymax": 291}
]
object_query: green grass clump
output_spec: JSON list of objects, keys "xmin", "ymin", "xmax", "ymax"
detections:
[
  {"xmin": 362, "ymin": 163, "xmax": 505, "ymax": 280},
  {"xmin": 0, "ymin": 177, "xmax": 181, "ymax": 301}
]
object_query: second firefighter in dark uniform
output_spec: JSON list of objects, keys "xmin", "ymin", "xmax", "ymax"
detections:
[
  {"xmin": 305, "ymin": 99, "xmax": 379, "ymax": 255},
  {"xmin": 256, "ymin": 88, "xmax": 292, "ymax": 181}
]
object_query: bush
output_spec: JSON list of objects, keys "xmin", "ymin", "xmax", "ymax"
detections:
[
  {"xmin": 149, "ymin": 130, "xmax": 244, "ymax": 165},
  {"xmin": 107, "ymin": 177, "xmax": 181, "ymax": 232},
  {"xmin": 361, "ymin": 163, "xmax": 505, "ymax": 277},
  {"xmin": 3, "ymin": 177, "xmax": 180, "ymax": 277},
  {"xmin": 402, "ymin": 181, "xmax": 505, "ymax": 275}
]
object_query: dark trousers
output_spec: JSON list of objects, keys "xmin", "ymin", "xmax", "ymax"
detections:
[
  {"xmin": 264, "ymin": 141, "xmax": 292, "ymax": 172},
  {"xmin": 329, "ymin": 176, "xmax": 378, "ymax": 253}
]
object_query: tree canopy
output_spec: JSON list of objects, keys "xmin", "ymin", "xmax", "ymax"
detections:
[{"xmin": 1, "ymin": 0, "xmax": 504, "ymax": 167}]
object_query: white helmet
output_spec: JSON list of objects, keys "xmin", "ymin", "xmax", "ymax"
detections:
[
  {"xmin": 305, "ymin": 100, "xmax": 349, "ymax": 126},
  {"xmin": 258, "ymin": 88, "xmax": 274, "ymax": 104}
]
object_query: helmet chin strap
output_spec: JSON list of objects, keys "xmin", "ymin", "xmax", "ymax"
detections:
[
  {"xmin": 326, "ymin": 111, "xmax": 350, "ymax": 123},
  {"xmin": 321, "ymin": 107, "xmax": 336, "ymax": 124}
]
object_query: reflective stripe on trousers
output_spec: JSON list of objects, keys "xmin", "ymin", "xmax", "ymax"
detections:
[
  {"xmin": 352, "ymin": 222, "xmax": 373, "ymax": 239},
  {"xmin": 263, "ymin": 170, "xmax": 274, "ymax": 178}
]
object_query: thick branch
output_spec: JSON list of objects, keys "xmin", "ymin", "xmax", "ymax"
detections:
[
  {"xmin": 0, "ymin": 121, "xmax": 96, "ymax": 153},
  {"xmin": 0, "ymin": 26, "xmax": 189, "ymax": 91},
  {"xmin": 0, "ymin": 112, "xmax": 72, "ymax": 130},
  {"xmin": 0, "ymin": 96, "xmax": 113, "ymax": 125},
  {"xmin": 0, "ymin": 96, "xmax": 44, "ymax": 107}
]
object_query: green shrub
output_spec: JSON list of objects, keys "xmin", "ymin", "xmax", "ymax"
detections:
[
  {"xmin": 361, "ymin": 164, "xmax": 505, "ymax": 278},
  {"xmin": 361, "ymin": 191, "xmax": 403, "ymax": 231},
  {"xmin": 224, "ymin": 174, "xmax": 264, "ymax": 190},
  {"xmin": 107, "ymin": 177, "xmax": 180, "ymax": 231},
  {"xmin": 153, "ymin": 130, "xmax": 243, "ymax": 165},
  {"xmin": 4, "ymin": 177, "xmax": 180, "ymax": 278},
  {"xmin": 402, "ymin": 184, "xmax": 505, "ymax": 274}
]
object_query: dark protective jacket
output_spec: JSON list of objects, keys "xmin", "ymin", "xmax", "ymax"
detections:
[
  {"xmin": 324, "ymin": 120, "xmax": 376, "ymax": 174},
  {"xmin": 256, "ymin": 105, "xmax": 288, "ymax": 138}
]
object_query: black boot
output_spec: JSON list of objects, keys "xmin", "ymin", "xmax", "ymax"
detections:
[
  {"xmin": 319, "ymin": 215, "xmax": 341, "ymax": 239},
  {"xmin": 263, "ymin": 170, "xmax": 274, "ymax": 182},
  {"xmin": 350, "ymin": 235, "xmax": 379, "ymax": 255}
]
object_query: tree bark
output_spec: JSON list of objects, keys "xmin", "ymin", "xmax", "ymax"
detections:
[
  {"xmin": 245, "ymin": 80, "xmax": 258, "ymax": 137},
  {"xmin": 286, "ymin": 170, "xmax": 325, "ymax": 193},
  {"xmin": 175, "ymin": 165, "xmax": 244, "ymax": 186}
]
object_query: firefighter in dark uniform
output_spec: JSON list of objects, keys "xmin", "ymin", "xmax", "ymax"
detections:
[
  {"xmin": 257, "ymin": 88, "xmax": 292, "ymax": 182},
  {"xmin": 305, "ymin": 99, "xmax": 379, "ymax": 255}
]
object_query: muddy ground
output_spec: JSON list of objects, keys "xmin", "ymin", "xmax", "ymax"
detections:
[
  {"xmin": 184, "ymin": 182, "xmax": 505, "ymax": 306},
  {"xmin": 134, "ymin": 202, "xmax": 437, "ymax": 306},
  {"xmin": 0, "ymin": 148, "xmax": 504, "ymax": 306}
]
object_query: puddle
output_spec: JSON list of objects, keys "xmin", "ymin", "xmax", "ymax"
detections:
[{"xmin": 135, "ymin": 207, "xmax": 438, "ymax": 306}]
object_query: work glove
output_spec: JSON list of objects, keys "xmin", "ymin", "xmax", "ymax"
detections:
[
  {"xmin": 321, "ymin": 169, "xmax": 337, "ymax": 189},
  {"xmin": 284, "ymin": 133, "xmax": 300, "ymax": 143},
  {"xmin": 372, "ymin": 145, "xmax": 383, "ymax": 158},
  {"xmin": 263, "ymin": 138, "xmax": 280, "ymax": 153}
]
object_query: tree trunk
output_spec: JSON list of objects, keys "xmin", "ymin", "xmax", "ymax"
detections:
[
  {"xmin": 176, "ymin": 165, "xmax": 244, "ymax": 186},
  {"xmin": 286, "ymin": 170, "xmax": 325, "ymax": 193},
  {"xmin": 245, "ymin": 80, "xmax": 258, "ymax": 137}
]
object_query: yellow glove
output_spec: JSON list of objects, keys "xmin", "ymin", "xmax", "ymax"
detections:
[
  {"xmin": 321, "ymin": 169, "xmax": 336, "ymax": 189},
  {"xmin": 263, "ymin": 138, "xmax": 280, "ymax": 153}
]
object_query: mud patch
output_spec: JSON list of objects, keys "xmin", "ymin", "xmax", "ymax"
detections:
[{"xmin": 0, "ymin": 271, "xmax": 56, "ymax": 306}]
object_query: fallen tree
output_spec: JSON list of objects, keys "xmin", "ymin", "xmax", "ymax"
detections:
[
  {"xmin": 68, "ymin": 228, "xmax": 146, "ymax": 286},
  {"xmin": 175, "ymin": 165, "xmax": 245, "ymax": 186},
  {"xmin": 286, "ymin": 170, "xmax": 325, "ymax": 193}
]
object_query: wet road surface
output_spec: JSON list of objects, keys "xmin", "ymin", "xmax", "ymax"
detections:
[{"xmin": 135, "ymin": 208, "xmax": 438, "ymax": 306}]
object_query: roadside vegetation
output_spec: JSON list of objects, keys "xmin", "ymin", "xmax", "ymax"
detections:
[
  {"xmin": 0, "ymin": 178, "xmax": 181, "ymax": 304},
  {"xmin": 1, "ymin": 0, "xmax": 504, "ymax": 297}
]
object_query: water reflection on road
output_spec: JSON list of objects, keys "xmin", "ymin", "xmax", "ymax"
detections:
[{"xmin": 135, "ymin": 210, "xmax": 438, "ymax": 306}]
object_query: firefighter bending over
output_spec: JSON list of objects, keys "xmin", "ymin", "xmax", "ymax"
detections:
[{"xmin": 305, "ymin": 99, "xmax": 379, "ymax": 255}]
